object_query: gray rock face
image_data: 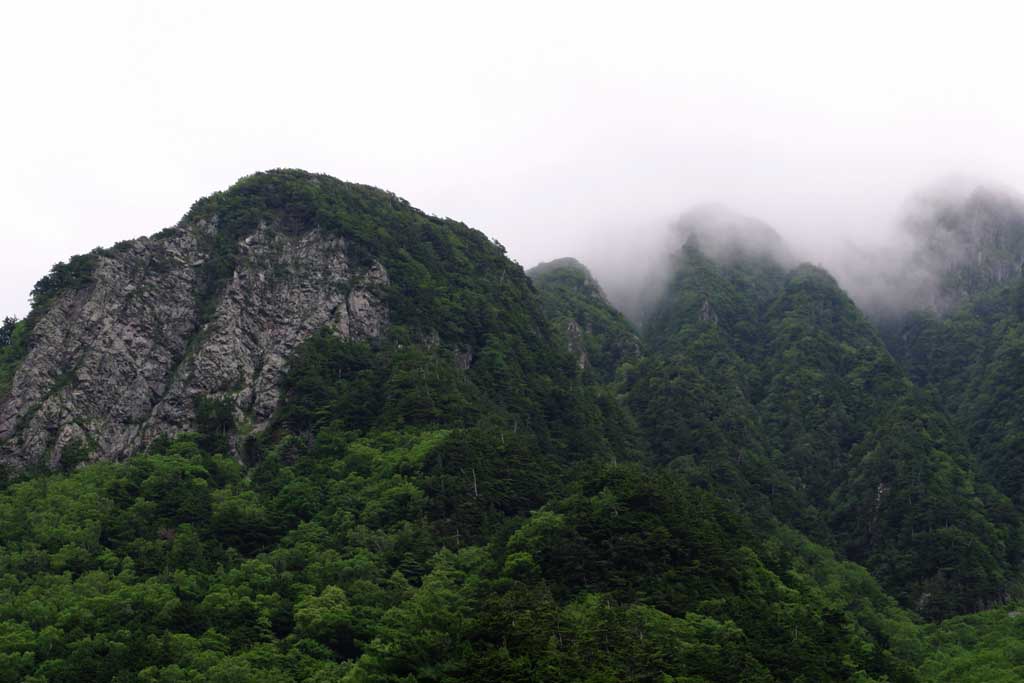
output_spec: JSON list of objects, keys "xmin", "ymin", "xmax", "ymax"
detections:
[
  {"xmin": 0, "ymin": 221, "xmax": 387, "ymax": 468},
  {"xmin": 564, "ymin": 319, "xmax": 589, "ymax": 370}
]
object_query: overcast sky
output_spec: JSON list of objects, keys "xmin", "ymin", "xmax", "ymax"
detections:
[{"xmin": 3, "ymin": 1, "xmax": 1024, "ymax": 317}]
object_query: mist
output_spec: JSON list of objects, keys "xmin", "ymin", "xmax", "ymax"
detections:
[
  {"xmin": 580, "ymin": 176, "xmax": 1024, "ymax": 330},
  {"xmin": 4, "ymin": 2, "xmax": 1024, "ymax": 320}
]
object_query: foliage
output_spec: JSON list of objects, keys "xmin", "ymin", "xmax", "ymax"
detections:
[
  {"xmin": 628, "ymin": 240, "xmax": 1018, "ymax": 617},
  {"xmin": 888, "ymin": 276, "xmax": 1024, "ymax": 506},
  {"xmin": 918, "ymin": 606, "xmax": 1024, "ymax": 682},
  {"xmin": 29, "ymin": 252, "xmax": 101, "ymax": 310},
  {"xmin": 528, "ymin": 257, "xmax": 641, "ymax": 381},
  {"xmin": 0, "ymin": 317, "xmax": 28, "ymax": 399},
  {"xmin": 0, "ymin": 317, "xmax": 16, "ymax": 348},
  {"xmin": 0, "ymin": 434, "xmax": 926, "ymax": 682},
  {"xmin": 9, "ymin": 170, "xmax": 1024, "ymax": 678}
]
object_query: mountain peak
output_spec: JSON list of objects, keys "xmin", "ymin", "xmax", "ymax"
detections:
[
  {"xmin": 180, "ymin": 168, "xmax": 411, "ymax": 242},
  {"xmin": 903, "ymin": 182, "xmax": 1024, "ymax": 309},
  {"xmin": 0, "ymin": 171, "xmax": 547, "ymax": 468},
  {"xmin": 527, "ymin": 256, "xmax": 589, "ymax": 275},
  {"xmin": 528, "ymin": 257, "xmax": 608, "ymax": 302},
  {"xmin": 528, "ymin": 257, "xmax": 639, "ymax": 380},
  {"xmin": 673, "ymin": 204, "xmax": 794, "ymax": 268}
]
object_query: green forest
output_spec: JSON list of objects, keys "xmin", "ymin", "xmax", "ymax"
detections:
[{"xmin": 2, "ymin": 170, "xmax": 1024, "ymax": 681}]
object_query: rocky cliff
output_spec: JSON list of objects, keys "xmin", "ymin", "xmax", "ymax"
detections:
[
  {"xmin": 0, "ymin": 169, "xmax": 565, "ymax": 470},
  {"xmin": 0, "ymin": 217, "xmax": 388, "ymax": 467}
]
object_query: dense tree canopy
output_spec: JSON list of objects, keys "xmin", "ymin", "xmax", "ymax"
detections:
[
  {"xmin": 627, "ymin": 239, "xmax": 1019, "ymax": 617},
  {"xmin": 4, "ymin": 171, "xmax": 1024, "ymax": 679}
]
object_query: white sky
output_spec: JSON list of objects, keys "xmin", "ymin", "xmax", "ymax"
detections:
[{"xmin": 3, "ymin": 1, "xmax": 1024, "ymax": 316}]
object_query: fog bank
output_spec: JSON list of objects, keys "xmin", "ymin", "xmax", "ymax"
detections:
[{"xmin": 4, "ymin": 2, "xmax": 1024, "ymax": 319}]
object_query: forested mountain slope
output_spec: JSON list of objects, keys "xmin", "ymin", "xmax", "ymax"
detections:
[
  {"xmin": 0, "ymin": 170, "xmax": 946, "ymax": 682},
  {"xmin": 882, "ymin": 188, "xmax": 1024, "ymax": 509},
  {"xmin": 527, "ymin": 258, "xmax": 640, "ymax": 381},
  {"xmin": 0, "ymin": 170, "xmax": 610, "ymax": 471},
  {"xmin": 627, "ymin": 224, "xmax": 1018, "ymax": 619}
]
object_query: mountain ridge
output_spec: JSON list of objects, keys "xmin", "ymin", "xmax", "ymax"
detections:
[
  {"xmin": 0, "ymin": 170, "xmax": 559, "ymax": 469},
  {"xmin": 4, "ymin": 170, "xmax": 1024, "ymax": 680}
]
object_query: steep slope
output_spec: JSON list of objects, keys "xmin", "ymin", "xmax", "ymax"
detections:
[
  {"xmin": 0, "ymin": 170, "xmax": 582, "ymax": 470},
  {"xmin": 527, "ymin": 257, "xmax": 641, "ymax": 381},
  {"xmin": 902, "ymin": 186, "xmax": 1024, "ymax": 313},
  {"xmin": 1, "ymin": 222, "xmax": 388, "ymax": 468},
  {"xmin": 629, "ymin": 220, "xmax": 1017, "ymax": 618},
  {"xmin": 882, "ymin": 188, "xmax": 1024, "ymax": 508},
  {"xmin": 626, "ymin": 231, "xmax": 823, "ymax": 536},
  {"xmin": 760, "ymin": 266, "xmax": 1013, "ymax": 618},
  {"xmin": 889, "ymin": 270, "xmax": 1024, "ymax": 502},
  {"xmin": 0, "ymin": 174, "xmax": 937, "ymax": 682}
]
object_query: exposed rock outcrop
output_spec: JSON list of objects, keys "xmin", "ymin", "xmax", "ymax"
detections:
[
  {"xmin": 564, "ymin": 319, "xmax": 589, "ymax": 370},
  {"xmin": 0, "ymin": 220, "xmax": 387, "ymax": 467}
]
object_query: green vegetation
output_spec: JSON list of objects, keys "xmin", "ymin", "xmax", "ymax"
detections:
[
  {"xmin": 7, "ymin": 171, "xmax": 1024, "ymax": 678},
  {"xmin": 29, "ymin": 252, "xmax": 100, "ymax": 310},
  {"xmin": 528, "ymin": 258, "xmax": 641, "ymax": 381},
  {"xmin": 0, "ymin": 292, "xmax": 929, "ymax": 681},
  {"xmin": 918, "ymin": 606, "xmax": 1024, "ymax": 682},
  {"xmin": 0, "ymin": 316, "xmax": 28, "ymax": 399},
  {"xmin": 626, "ymin": 239, "xmax": 1017, "ymax": 618},
  {"xmin": 888, "ymin": 276, "xmax": 1024, "ymax": 506},
  {"xmin": 0, "ymin": 426, "xmax": 927, "ymax": 682}
]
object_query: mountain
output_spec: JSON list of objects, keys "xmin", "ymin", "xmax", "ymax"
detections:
[
  {"xmin": 903, "ymin": 185, "xmax": 1024, "ymax": 312},
  {"xmin": 670, "ymin": 204, "xmax": 795, "ymax": 270},
  {"xmin": 883, "ymin": 188, "xmax": 1024, "ymax": 505},
  {"xmin": 628, "ymin": 222, "xmax": 1017, "ymax": 618},
  {"xmin": 0, "ymin": 170, "xmax": 608, "ymax": 471},
  {"xmin": 0, "ymin": 171, "xmax": 947, "ymax": 682},
  {"xmin": 527, "ymin": 257, "xmax": 640, "ymax": 381}
]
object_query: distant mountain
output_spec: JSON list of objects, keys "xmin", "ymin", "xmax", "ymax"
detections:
[
  {"xmin": 884, "ymin": 187, "xmax": 1024, "ymax": 510},
  {"xmin": 847, "ymin": 184, "xmax": 1024, "ymax": 318},
  {"xmin": 628, "ymin": 220, "xmax": 1017, "ymax": 618},
  {"xmin": 904, "ymin": 185, "xmax": 1024, "ymax": 312}
]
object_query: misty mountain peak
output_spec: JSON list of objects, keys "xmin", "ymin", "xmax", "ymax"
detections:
[
  {"xmin": 528, "ymin": 257, "xmax": 609, "ymax": 302},
  {"xmin": 672, "ymin": 204, "xmax": 794, "ymax": 268},
  {"xmin": 907, "ymin": 183, "xmax": 1024, "ymax": 245},
  {"xmin": 904, "ymin": 183, "xmax": 1024, "ymax": 310}
]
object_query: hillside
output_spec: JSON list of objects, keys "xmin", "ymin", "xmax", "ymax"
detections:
[
  {"xmin": 527, "ymin": 257, "xmax": 641, "ymax": 381},
  {"xmin": 882, "ymin": 188, "xmax": 1024, "ymax": 507},
  {"xmin": 0, "ymin": 170, "xmax": 595, "ymax": 470},
  {"xmin": 628, "ymin": 228, "xmax": 1017, "ymax": 618},
  {"xmin": 3, "ymin": 172, "xmax": 1024, "ymax": 680}
]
